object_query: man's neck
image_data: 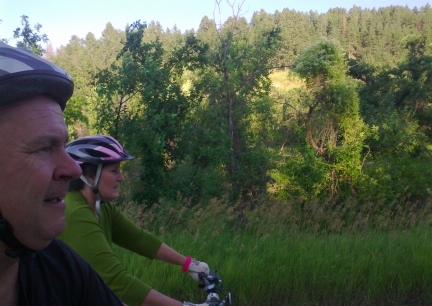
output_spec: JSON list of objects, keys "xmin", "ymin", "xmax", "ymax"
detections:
[{"xmin": 0, "ymin": 242, "xmax": 19, "ymax": 306}]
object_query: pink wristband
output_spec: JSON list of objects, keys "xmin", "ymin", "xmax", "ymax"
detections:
[{"xmin": 182, "ymin": 256, "xmax": 192, "ymax": 272}]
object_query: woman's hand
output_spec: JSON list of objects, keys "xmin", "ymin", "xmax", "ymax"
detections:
[{"xmin": 184, "ymin": 258, "xmax": 210, "ymax": 282}]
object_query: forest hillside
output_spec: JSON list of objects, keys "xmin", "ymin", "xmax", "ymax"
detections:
[{"xmin": 5, "ymin": 3, "xmax": 432, "ymax": 228}]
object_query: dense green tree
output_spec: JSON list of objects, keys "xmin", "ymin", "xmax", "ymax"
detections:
[
  {"xmin": 395, "ymin": 35, "xmax": 432, "ymax": 116},
  {"xmin": 142, "ymin": 21, "xmax": 186, "ymax": 63},
  {"xmin": 353, "ymin": 34, "xmax": 432, "ymax": 156},
  {"xmin": 43, "ymin": 3, "xmax": 432, "ymax": 207},
  {"xmin": 94, "ymin": 20, "xmax": 207, "ymax": 205},
  {"xmin": 193, "ymin": 1, "xmax": 282, "ymax": 203},
  {"xmin": 53, "ymin": 23, "xmax": 124, "ymax": 137},
  {"xmin": 324, "ymin": 8, "xmax": 348, "ymax": 43},
  {"xmin": 12, "ymin": 15, "xmax": 48, "ymax": 55},
  {"xmin": 51, "ymin": 36, "xmax": 91, "ymax": 135},
  {"xmin": 346, "ymin": 6, "xmax": 362, "ymax": 60},
  {"xmin": 283, "ymin": 38, "xmax": 367, "ymax": 197},
  {"xmin": 418, "ymin": 4, "xmax": 432, "ymax": 51},
  {"xmin": 273, "ymin": 9, "xmax": 314, "ymax": 66}
]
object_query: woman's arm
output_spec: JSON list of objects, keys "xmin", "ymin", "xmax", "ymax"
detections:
[
  {"xmin": 140, "ymin": 289, "xmax": 183, "ymax": 306},
  {"xmin": 154, "ymin": 243, "xmax": 187, "ymax": 266},
  {"xmin": 154, "ymin": 243, "xmax": 210, "ymax": 283},
  {"xmin": 59, "ymin": 203, "xmax": 152, "ymax": 306}
]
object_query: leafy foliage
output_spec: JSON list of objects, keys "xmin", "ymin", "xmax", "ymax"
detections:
[
  {"xmin": 13, "ymin": 15, "xmax": 48, "ymax": 55},
  {"xmin": 350, "ymin": 34, "xmax": 432, "ymax": 157},
  {"xmin": 280, "ymin": 38, "xmax": 368, "ymax": 198},
  {"xmin": 191, "ymin": 7, "xmax": 282, "ymax": 203},
  {"xmin": 10, "ymin": 2, "xmax": 428, "ymax": 215},
  {"xmin": 94, "ymin": 20, "xmax": 208, "ymax": 206}
]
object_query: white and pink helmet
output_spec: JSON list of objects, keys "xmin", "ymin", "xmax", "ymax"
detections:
[{"xmin": 66, "ymin": 134, "xmax": 134, "ymax": 165}]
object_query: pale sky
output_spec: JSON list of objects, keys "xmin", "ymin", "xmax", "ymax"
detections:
[{"xmin": 0, "ymin": 0, "xmax": 429, "ymax": 50}]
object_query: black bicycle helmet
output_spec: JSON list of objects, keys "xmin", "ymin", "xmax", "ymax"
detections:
[{"xmin": 0, "ymin": 41, "xmax": 73, "ymax": 110}]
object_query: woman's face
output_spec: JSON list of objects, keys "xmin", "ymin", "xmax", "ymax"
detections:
[{"xmin": 98, "ymin": 162, "xmax": 123, "ymax": 202}]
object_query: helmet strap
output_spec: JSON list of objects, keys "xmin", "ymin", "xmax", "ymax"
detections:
[
  {"xmin": 80, "ymin": 164, "xmax": 103, "ymax": 218},
  {"xmin": 95, "ymin": 197, "xmax": 102, "ymax": 217},
  {"xmin": 0, "ymin": 216, "xmax": 36, "ymax": 261}
]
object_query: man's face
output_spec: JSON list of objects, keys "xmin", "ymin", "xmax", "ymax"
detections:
[{"xmin": 0, "ymin": 96, "xmax": 82, "ymax": 250}]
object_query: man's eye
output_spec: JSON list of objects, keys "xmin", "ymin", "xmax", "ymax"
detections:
[{"xmin": 38, "ymin": 146, "xmax": 53, "ymax": 154}]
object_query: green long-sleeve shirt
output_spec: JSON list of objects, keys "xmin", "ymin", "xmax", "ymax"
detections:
[{"xmin": 58, "ymin": 191, "xmax": 163, "ymax": 306}]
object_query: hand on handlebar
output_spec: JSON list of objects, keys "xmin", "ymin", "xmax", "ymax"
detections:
[
  {"xmin": 183, "ymin": 293, "xmax": 222, "ymax": 306},
  {"xmin": 191, "ymin": 270, "xmax": 232, "ymax": 306},
  {"xmin": 187, "ymin": 258, "xmax": 210, "ymax": 282}
]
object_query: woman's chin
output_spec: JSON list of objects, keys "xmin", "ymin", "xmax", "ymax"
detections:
[{"xmin": 102, "ymin": 193, "xmax": 119, "ymax": 202}]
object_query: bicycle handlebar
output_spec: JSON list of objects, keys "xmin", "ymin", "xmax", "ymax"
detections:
[{"xmin": 198, "ymin": 271, "xmax": 232, "ymax": 306}]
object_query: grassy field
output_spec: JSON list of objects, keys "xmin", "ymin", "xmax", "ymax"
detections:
[{"xmin": 113, "ymin": 199, "xmax": 432, "ymax": 305}]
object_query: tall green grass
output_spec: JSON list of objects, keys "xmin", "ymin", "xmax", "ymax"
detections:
[{"xmin": 114, "ymin": 198, "xmax": 432, "ymax": 305}]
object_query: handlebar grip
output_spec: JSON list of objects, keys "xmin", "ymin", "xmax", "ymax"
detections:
[
  {"xmin": 198, "ymin": 272, "xmax": 209, "ymax": 284},
  {"xmin": 199, "ymin": 272, "xmax": 218, "ymax": 293}
]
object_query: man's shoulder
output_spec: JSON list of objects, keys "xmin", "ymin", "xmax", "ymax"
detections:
[
  {"xmin": 31, "ymin": 239, "xmax": 89, "ymax": 274},
  {"xmin": 19, "ymin": 239, "xmax": 123, "ymax": 305},
  {"xmin": 43, "ymin": 238, "xmax": 79, "ymax": 255}
]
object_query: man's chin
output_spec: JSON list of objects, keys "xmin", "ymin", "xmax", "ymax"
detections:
[
  {"xmin": 34, "ymin": 220, "xmax": 66, "ymax": 250},
  {"xmin": 52, "ymin": 219, "xmax": 66, "ymax": 238}
]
